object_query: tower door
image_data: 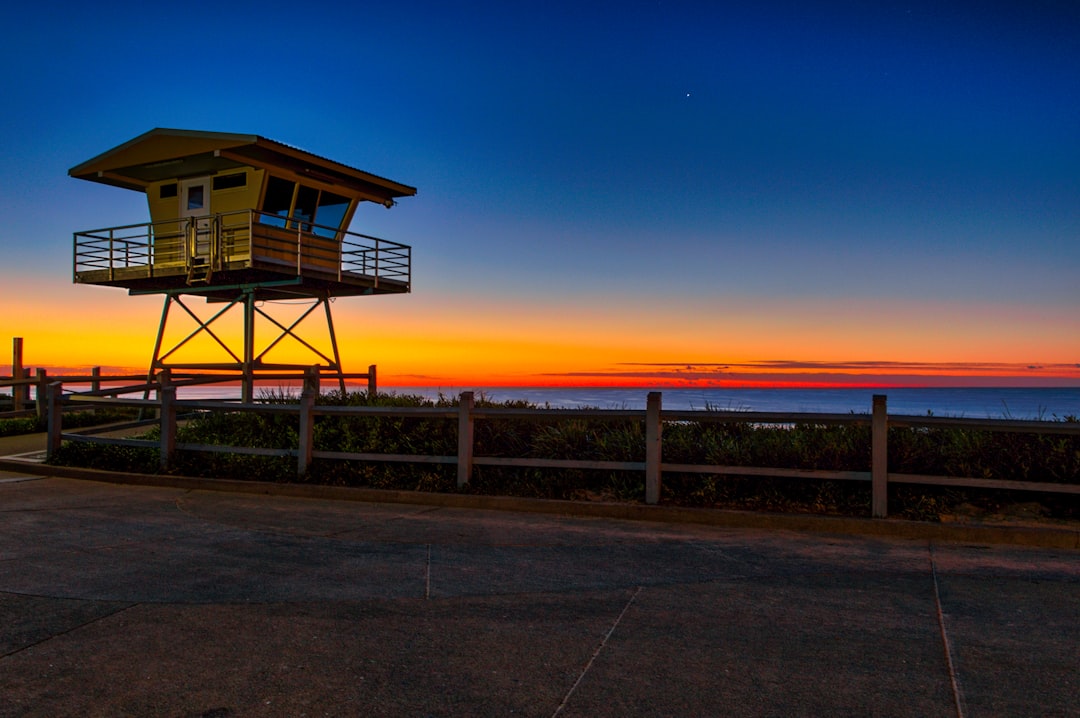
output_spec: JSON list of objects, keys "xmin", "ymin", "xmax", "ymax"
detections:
[{"xmin": 179, "ymin": 178, "xmax": 213, "ymax": 268}]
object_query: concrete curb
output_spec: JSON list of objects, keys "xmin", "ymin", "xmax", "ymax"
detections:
[{"xmin": 2, "ymin": 457, "xmax": 1077, "ymax": 550}]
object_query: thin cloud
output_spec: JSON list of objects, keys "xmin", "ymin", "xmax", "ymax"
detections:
[
  {"xmin": 616, "ymin": 360, "xmax": 1080, "ymax": 374},
  {"xmin": 542, "ymin": 359, "xmax": 1080, "ymax": 388}
]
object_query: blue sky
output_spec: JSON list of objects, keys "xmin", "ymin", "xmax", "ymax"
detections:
[{"xmin": 1, "ymin": 0, "xmax": 1078, "ymax": 385}]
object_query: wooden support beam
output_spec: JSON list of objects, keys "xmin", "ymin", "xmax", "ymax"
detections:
[
  {"xmin": 35, "ymin": 369, "xmax": 47, "ymax": 420},
  {"xmin": 457, "ymin": 391, "xmax": 475, "ymax": 488},
  {"xmin": 46, "ymin": 382, "xmax": 63, "ymax": 460},
  {"xmin": 298, "ymin": 366, "xmax": 319, "ymax": 477},
  {"xmin": 12, "ymin": 337, "xmax": 23, "ymax": 412},
  {"xmin": 872, "ymin": 394, "xmax": 888, "ymax": 518},
  {"xmin": 160, "ymin": 384, "xmax": 177, "ymax": 471},
  {"xmin": 645, "ymin": 392, "xmax": 663, "ymax": 504}
]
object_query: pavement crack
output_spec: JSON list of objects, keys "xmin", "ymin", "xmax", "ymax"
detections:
[
  {"xmin": 551, "ymin": 585, "xmax": 642, "ymax": 717},
  {"xmin": 0, "ymin": 602, "xmax": 139, "ymax": 660},
  {"xmin": 425, "ymin": 543, "xmax": 432, "ymax": 600},
  {"xmin": 930, "ymin": 544, "xmax": 966, "ymax": 718},
  {"xmin": 386, "ymin": 506, "xmax": 441, "ymax": 523}
]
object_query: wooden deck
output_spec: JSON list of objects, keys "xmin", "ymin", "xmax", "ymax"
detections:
[{"xmin": 73, "ymin": 214, "xmax": 411, "ymax": 300}]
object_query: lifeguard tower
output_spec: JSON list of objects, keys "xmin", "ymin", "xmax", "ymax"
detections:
[{"xmin": 69, "ymin": 128, "xmax": 415, "ymax": 400}]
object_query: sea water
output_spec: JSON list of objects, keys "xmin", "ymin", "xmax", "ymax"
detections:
[
  {"xmin": 397, "ymin": 387, "xmax": 1080, "ymax": 419},
  {"xmin": 64, "ymin": 384, "xmax": 1079, "ymax": 419}
]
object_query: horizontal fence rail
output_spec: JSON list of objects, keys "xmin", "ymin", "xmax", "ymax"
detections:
[
  {"xmin": 29, "ymin": 371, "xmax": 1080, "ymax": 518},
  {"xmin": 1, "ymin": 365, "xmax": 377, "ymax": 421}
]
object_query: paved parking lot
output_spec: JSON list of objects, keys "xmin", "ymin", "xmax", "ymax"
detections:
[{"xmin": 1, "ymin": 470, "xmax": 1077, "ymax": 717}]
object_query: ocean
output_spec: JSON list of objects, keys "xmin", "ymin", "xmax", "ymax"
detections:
[
  {"xmin": 31, "ymin": 382, "xmax": 1077, "ymax": 419},
  {"xmin": 163, "ymin": 385, "xmax": 1080, "ymax": 419},
  {"xmin": 403, "ymin": 387, "xmax": 1080, "ymax": 419}
]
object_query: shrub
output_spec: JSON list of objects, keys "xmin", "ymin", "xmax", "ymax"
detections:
[{"xmin": 45, "ymin": 391, "xmax": 1079, "ymax": 521}]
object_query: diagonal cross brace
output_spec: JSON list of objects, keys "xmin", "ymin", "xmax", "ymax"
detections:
[
  {"xmin": 253, "ymin": 297, "xmax": 337, "ymax": 367},
  {"xmin": 157, "ymin": 294, "xmax": 244, "ymax": 365}
]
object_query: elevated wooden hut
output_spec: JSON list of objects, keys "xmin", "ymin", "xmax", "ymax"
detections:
[{"xmin": 69, "ymin": 128, "xmax": 417, "ymax": 398}]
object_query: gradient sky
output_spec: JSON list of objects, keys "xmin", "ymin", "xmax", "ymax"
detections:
[{"xmin": 1, "ymin": 0, "xmax": 1078, "ymax": 388}]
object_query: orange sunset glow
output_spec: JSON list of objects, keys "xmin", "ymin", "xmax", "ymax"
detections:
[
  {"xmin": 2, "ymin": 3, "xmax": 1078, "ymax": 400},
  {"xmin": 7, "ymin": 285, "xmax": 1078, "ymax": 390}
]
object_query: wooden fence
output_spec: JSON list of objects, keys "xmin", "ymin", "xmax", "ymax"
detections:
[
  {"xmin": 1, "ymin": 365, "xmax": 377, "ymax": 419},
  {"xmin": 36, "ymin": 370, "xmax": 1080, "ymax": 519}
]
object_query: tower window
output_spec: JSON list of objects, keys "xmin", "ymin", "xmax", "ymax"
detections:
[
  {"xmin": 293, "ymin": 185, "xmax": 319, "ymax": 230},
  {"xmin": 212, "ymin": 172, "xmax": 246, "ymax": 191},
  {"xmin": 261, "ymin": 176, "xmax": 296, "ymax": 228},
  {"xmin": 313, "ymin": 191, "xmax": 350, "ymax": 237},
  {"xmin": 259, "ymin": 176, "xmax": 353, "ymax": 235}
]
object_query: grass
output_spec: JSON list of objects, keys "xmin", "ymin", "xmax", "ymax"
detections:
[{"xmin": 46, "ymin": 390, "xmax": 1080, "ymax": 522}]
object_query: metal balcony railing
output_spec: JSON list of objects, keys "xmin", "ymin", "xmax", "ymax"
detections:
[{"xmin": 73, "ymin": 210, "xmax": 411, "ymax": 288}]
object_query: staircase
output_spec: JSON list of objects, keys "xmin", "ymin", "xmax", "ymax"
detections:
[
  {"xmin": 186, "ymin": 258, "xmax": 212, "ymax": 284},
  {"xmin": 185, "ymin": 217, "xmax": 216, "ymax": 285}
]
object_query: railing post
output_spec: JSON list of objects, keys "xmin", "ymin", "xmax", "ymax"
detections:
[
  {"xmin": 296, "ymin": 227, "xmax": 303, "ymax": 274},
  {"xmin": 12, "ymin": 337, "xmax": 24, "ymax": 412},
  {"xmin": 303, "ymin": 365, "xmax": 321, "ymax": 396},
  {"xmin": 46, "ymin": 381, "xmax": 63, "ymax": 460},
  {"xmin": 298, "ymin": 367, "xmax": 318, "ymax": 477},
  {"xmin": 337, "ymin": 237, "xmax": 343, "ymax": 281},
  {"xmin": 35, "ymin": 369, "xmax": 48, "ymax": 420},
  {"xmin": 160, "ymin": 384, "xmax": 177, "ymax": 471},
  {"xmin": 153, "ymin": 367, "xmax": 172, "ymax": 420},
  {"xmin": 21, "ymin": 368, "xmax": 31, "ymax": 408},
  {"xmin": 157, "ymin": 367, "xmax": 172, "ymax": 393},
  {"xmin": 91, "ymin": 366, "xmax": 101, "ymax": 393},
  {"xmin": 872, "ymin": 394, "xmax": 888, "ymax": 518},
  {"xmin": 367, "ymin": 364, "xmax": 377, "ymax": 397},
  {"xmin": 212, "ymin": 214, "xmax": 221, "ymax": 270},
  {"xmin": 646, "ymin": 391, "xmax": 663, "ymax": 504},
  {"xmin": 107, "ymin": 229, "xmax": 114, "ymax": 281},
  {"xmin": 457, "ymin": 391, "xmax": 475, "ymax": 488},
  {"xmin": 185, "ymin": 218, "xmax": 194, "ymax": 268}
]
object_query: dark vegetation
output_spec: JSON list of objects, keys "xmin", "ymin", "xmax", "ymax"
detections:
[
  {"xmin": 0, "ymin": 406, "xmax": 140, "ymax": 438},
  {"xmin": 47, "ymin": 390, "xmax": 1080, "ymax": 522}
]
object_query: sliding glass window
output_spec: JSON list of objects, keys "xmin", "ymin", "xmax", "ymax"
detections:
[
  {"xmin": 313, "ymin": 191, "xmax": 350, "ymax": 237},
  {"xmin": 259, "ymin": 177, "xmax": 352, "ymax": 236},
  {"xmin": 261, "ymin": 176, "xmax": 295, "ymax": 228}
]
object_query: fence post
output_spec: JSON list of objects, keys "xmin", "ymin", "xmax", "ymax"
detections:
[
  {"xmin": 303, "ymin": 365, "xmax": 321, "ymax": 396},
  {"xmin": 35, "ymin": 368, "xmax": 48, "ymax": 420},
  {"xmin": 871, "ymin": 394, "xmax": 888, "ymax": 518},
  {"xmin": 21, "ymin": 368, "xmax": 31, "ymax": 409},
  {"xmin": 457, "ymin": 391, "xmax": 475, "ymax": 488},
  {"xmin": 46, "ymin": 381, "xmax": 63, "ymax": 460},
  {"xmin": 12, "ymin": 337, "xmax": 23, "ymax": 412},
  {"xmin": 646, "ymin": 392, "xmax": 663, "ymax": 504},
  {"xmin": 298, "ymin": 367, "xmax": 318, "ymax": 477},
  {"xmin": 160, "ymin": 384, "xmax": 177, "ymax": 471},
  {"xmin": 151, "ymin": 367, "xmax": 173, "ymax": 421},
  {"xmin": 367, "ymin": 364, "xmax": 377, "ymax": 397},
  {"xmin": 91, "ymin": 366, "xmax": 101, "ymax": 393}
]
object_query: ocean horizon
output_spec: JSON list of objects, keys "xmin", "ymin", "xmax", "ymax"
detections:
[
  {"xmin": 401, "ymin": 386, "xmax": 1080, "ymax": 418},
  {"xmin": 142, "ymin": 385, "xmax": 1080, "ymax": 419}
]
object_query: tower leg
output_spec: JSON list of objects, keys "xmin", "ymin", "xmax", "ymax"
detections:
[
  {"xmin": 323, "ymin": 297, "xmax": 347, "ymax": 394},
  {"xmin": 242, "ymin": 290, "xmax": 255, "ymax": 403},
  {"xmin": 145, "ymin": 295, "xmax": 172, "ymax": 401}
]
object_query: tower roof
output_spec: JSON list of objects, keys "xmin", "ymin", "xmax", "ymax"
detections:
[{"xmin": 69, "ymin": 128, "xmax": 416, "ymax": 205}]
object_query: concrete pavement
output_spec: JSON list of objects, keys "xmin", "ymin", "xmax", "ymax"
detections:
[{"xmin": 1, "ymin": 468, "xmax": 1078, "ymax": 717}]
